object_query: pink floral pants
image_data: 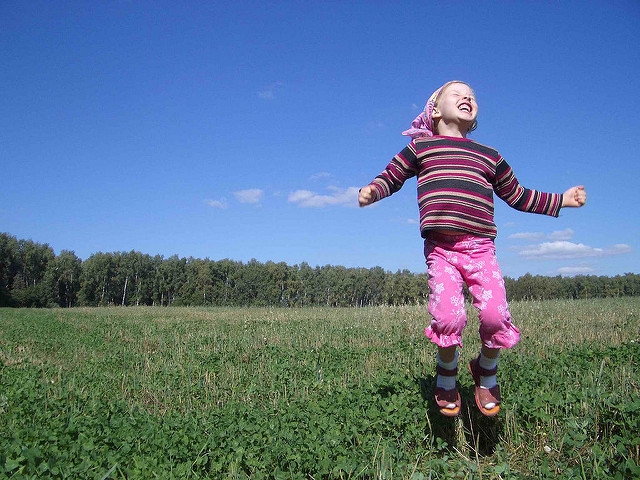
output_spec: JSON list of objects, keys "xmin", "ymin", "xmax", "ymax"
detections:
[{"xmin": 423, "ymin": 233, "xmax": 520, "ymax": 349}]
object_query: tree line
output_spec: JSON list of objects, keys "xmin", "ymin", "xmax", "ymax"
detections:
[{"xmin": 1, "ymin": 232, "xmax": 638, "ymax": 308}]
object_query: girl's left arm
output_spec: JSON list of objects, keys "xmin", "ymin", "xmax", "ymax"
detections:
[{"xmin": 494, "ymin": 156, "xmax": 564, "ymax": 217}]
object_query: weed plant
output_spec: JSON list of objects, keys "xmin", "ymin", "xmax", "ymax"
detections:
[{"xmin": 0, "ymin": 298, "xmax": 639, "ymax": 478}]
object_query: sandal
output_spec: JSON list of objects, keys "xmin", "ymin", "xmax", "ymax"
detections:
[
  {"xmin": 434, "ymin": 365, "xmax": 461, "ymax": 417},
  {"xmin": 468, "ymin": 357, "xmax": 501, "ymax": 417}
]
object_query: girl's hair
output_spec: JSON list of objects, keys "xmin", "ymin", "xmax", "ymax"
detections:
[{"xmin": 433, "ymin": 81, "xmax": 478, "ymax": 134}]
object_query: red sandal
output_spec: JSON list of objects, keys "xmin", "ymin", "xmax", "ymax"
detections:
[
  {"xmin": 434, "ymin": 364, "xmax": 461, "ymax": 417},
  {"xmin": 468, "ymin": 357, "xmax": 501, "ymax": 417}
]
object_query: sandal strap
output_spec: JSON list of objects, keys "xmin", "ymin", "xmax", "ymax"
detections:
[
  {"xmin": 436, "ymin": 364, "xmax": 458, "ymax": 376},
  {"xmin": 472, "ymin": 357, "xmax": 497, "ymax": 376},
  {"xmin": 477, "ymin": 384, "xmax": 501, "ymax": 406},
  {"xmin": 434, "ymin": 386, "xmax": 461, "ymax": 410}
]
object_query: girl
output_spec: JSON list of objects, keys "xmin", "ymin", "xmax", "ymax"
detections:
[{"xmin": 358, "ymin": 81, "xmax": 586, "ymax": 417}]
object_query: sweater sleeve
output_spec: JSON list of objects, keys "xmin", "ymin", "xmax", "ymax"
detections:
[
  {"xmin": 494, "ymin": 155, "xmax": 563, "ymax": 217},
  {"xmin": 369, "ymin": 143, "xmax": 419, "ymax": 202}
]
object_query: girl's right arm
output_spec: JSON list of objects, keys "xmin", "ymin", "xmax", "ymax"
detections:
[{"xmin": 359, "ymin": 143, "xmax": 419, "ymax": 207}]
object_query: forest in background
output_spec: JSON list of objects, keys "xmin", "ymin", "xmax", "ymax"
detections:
[{"xmin": 1, "ymin": 232, "xmax": 638, "ymax": 308}]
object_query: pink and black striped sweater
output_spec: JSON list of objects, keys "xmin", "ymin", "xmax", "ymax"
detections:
[{"xmin": 369, "ymin": 136, "xmax": 563, "ymax": 239}]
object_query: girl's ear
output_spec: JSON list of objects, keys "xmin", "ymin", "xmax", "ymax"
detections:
[{"xmin": 431, "ymin": 107, "xmax": 441, "ymax": 134}]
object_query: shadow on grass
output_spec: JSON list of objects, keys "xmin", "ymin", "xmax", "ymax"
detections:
[{"xmin": 417, "ymin": 375, "xmax": 503, "ymax": 457}]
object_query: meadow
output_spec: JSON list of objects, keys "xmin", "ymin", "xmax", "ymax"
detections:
[{"xmin": 1, "ymin": 298, "xmax": 638, "ymax": 479}]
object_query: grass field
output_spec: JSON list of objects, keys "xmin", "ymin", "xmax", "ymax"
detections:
[{"xmin": 1, "ymin": 298, "xmax": 639, "ymax": 479}]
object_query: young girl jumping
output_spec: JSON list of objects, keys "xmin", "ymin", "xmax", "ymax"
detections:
[{"xmin": 358, "ymin": 81, "xmax": 586, "ymax": 417}]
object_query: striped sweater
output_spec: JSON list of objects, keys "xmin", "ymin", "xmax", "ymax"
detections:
[{"xmin": 369, "ymin": 136, "xmax": 563, "ymax": 239}]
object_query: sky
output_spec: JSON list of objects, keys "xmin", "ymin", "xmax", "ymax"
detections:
[{"xmin": 2, "ymin": 1, "xmax": 639, "ymax": 279}]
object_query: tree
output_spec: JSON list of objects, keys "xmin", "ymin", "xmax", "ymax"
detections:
[
  {"xmin": 0, "ymin": 233, "xmax": 20, "ymax": 306},
  {"xmin": 211, "ymin": 259, "xmax": 239, "ymax": 306},
  {"xmin": 297, "ymin": 262, "xmax": 316, "ymax": 307},
  {"xmin": 364, "ymin": 267, "xmax": 387, "ymax": 307},
  {"xmin": 264, "ymin": 261, "xmax": 298, "ymax": 306},
  {"xmin": 129, "ymin": 251, "xmax": 155, "ymax": 306},
  {"xmin": 154, "ymin": 255, "xmax": 186, "ymax": 306},
  {"xmin": 180, "ymin": 257, "xmax": 214, "ymax": 306},
  {"xmin": 233, "ymin": 259, "xmax": 267, "ymax": 306},
  {"xmin": 3, "ymin": 232, "xmax": 640, "ymax": 308},
  {"xmin": 79, "ymin": 253, "xmax": 117, "ymax": 306},
  {"xmin": 11, "ymin": 240, "xmax": 54, "ymax": 307},
  {"xmin": 110, "ymin": 251, "xmax": 154, "ymax": 306},
  {"xmin": 45, "ymin": 250, "xmax": 82, "ymax": 307}
]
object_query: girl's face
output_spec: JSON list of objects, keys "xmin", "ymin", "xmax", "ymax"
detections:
[{"xmin": 432, "ymin": 82, "xmax": 478, "ymax": 136}]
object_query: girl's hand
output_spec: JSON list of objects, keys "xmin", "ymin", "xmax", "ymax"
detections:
[
  {"xmin": 358, "ymin": 185, "xmax": 377, "ymax": 207},
  {"xmin": 562, "ymin": 186, "xmax": 587, "ymax": 208}
]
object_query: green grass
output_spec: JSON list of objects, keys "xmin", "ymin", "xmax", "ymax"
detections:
[{"xmin": 1, "ymin": 298, "xmax": 639, "ymax": 479}]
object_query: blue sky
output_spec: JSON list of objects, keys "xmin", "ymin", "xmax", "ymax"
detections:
[{"xmin": 2, "ymin": 1, "xmax": 639, "ymax": 279}]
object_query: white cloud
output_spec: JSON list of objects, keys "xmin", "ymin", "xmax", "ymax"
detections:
[
  {"xmin": 288, "ymin": 190, "xmax": 314, "ymax": 203},
  {"xmin": 257, "ymin": 82, "xmax": 284, "ymax": 100},
  {"xmin": 288, "ymin": 186, "xmax": 359, "ymax": 208},
  {"xmin": 509, "ymin": 228, "xmax": 574, "ymax": 241},
  {"xmin": 309, "ymin": 172, "xmax": 331, "ymax": 181},
  {"xmin": 509, "ymin": 232, "xmax": 545, "ymax": 240},
  {"xmin": 206, "ymin": 198, "xmax": 227, "ymax": 209},
  {"xmin": 390, "ymin": 217, "xmax": 419, "ymax": 225},
  {"xmin": 258, "ymin": 90, "xmax": 275, "ymax": 100},
  {"xmin": 233, "ymin": 189, "xmax": 264, "ymax": 204},
  {"xmin": 548, "ymin": 228, "xmax": 574, "ymax": 241},
  {"xmin": 518, "ymin": 241, "xmax": 632, "ymax": 260},
  {"xmin": 365, "ymin": 120, "xmax": 385, "ymax": 134},
  {"xmin": 556, "ymin": 266, "xmax": 595, "ymax": 276},
  {"xmin": 608, "ymin": 244, "xmax": 634, "ymax": 255},
  {"xmin": 519, "ymin": 241, "xmax": 600, "ymax": 259}
]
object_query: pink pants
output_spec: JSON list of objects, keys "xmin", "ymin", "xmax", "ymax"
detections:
[{"xmin": 423, "ymin": 233, "xmax": 520, "ymax": 349}]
